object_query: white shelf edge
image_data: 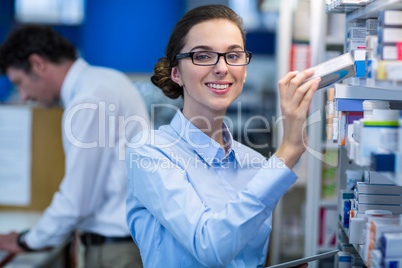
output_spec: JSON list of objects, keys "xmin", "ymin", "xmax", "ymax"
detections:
[
  {"xmin": 346, "ymin": 0, "xmax": 402, "ymax": 22},
  {"xmin": 320, "ymin": 199, "xmax": 338, "ymax": 208},
  {"xmin": 334, "ymin": 83, "xmax": 402, "ymax": 100}
]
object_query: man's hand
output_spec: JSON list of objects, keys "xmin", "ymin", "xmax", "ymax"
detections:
[{"xmin": 0, "ymin": 232, "xmax": 25, "ymax": 254}]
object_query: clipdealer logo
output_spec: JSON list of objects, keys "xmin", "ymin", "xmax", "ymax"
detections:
[
  {"xmin": 63, "ymin": 101, "xmax": 149, "ymax": 160},
  {"xmin": 63, "ymin": 101, "xmax": 337, "ymax": 166}
]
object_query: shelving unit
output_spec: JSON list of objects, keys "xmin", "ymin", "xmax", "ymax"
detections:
[
  {"xmin": 345, "ymin": 0, "xmax": 402, "ymax": 21},
  {"xmin": 304, "ymin": 1, "xmax": 342, "ymax": 267},
  {"xmin": 335, "ymin": 83, "xmax": 402, "ymax": 99},
  {"xmin": 326, "ymin": 0, "xmax": 402, "ymax": 266}
]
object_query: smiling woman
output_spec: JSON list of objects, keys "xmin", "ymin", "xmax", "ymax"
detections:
[{"xmin": 126, "ymin": 4, "xmax": 320, "ymax": 268}]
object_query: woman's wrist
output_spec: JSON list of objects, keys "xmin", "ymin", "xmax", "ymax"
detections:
[{"xmin": 274, "ymin": 143, "xmax": 305, "ymax": 169}]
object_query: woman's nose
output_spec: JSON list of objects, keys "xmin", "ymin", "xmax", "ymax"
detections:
[{"xmin": 213, "ymin": 56, "xmax": 228, "ymax": 76}]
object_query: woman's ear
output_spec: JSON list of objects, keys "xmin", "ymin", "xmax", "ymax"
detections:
[
  {"xmin": 171, "ymin": 67, "xmax": 183, "ymax": 87},
  {"xmin": 243, "ymin": 69, "xmax": 247, "ymax": 84}
]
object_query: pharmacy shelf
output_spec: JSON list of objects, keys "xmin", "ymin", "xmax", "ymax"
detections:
[
  {"xmin": 346, "ymin": 0, "xmax": 402, "ymax": 22},
  {"xmin": 326, "ymin": 2, "xmax": 367, "ymax": 14},
  {"xmin": 334, "ymin": 83, "xmax": 402, "ymax": 101}
]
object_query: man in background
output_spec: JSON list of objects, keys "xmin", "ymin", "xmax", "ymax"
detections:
[{"xmin": 0, "ymin": 25, "xmax": 149, "ymax": 268}]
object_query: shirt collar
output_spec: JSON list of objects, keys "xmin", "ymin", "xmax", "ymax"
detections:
[
  {"xmin": 60, "ymin": 58, "xmax": 89, "ymax": 107},
  {"xmin": 170, "ymin": 110, "xmax": 238, "ymax": 166}
]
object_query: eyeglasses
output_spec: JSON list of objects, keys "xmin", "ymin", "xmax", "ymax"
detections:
[{"xmin": 176, "ymin": 51, "xmax": 252, "ymax": 66}]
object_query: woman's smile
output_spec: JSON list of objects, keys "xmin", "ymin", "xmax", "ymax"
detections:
[{"xmin": 205, "ymin": 81, "xmax": 232, "ymax": 94}]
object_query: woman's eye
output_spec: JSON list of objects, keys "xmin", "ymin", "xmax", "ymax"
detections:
[
  {"xmin": 195, "ymin": 54, "xmax": 211, "ymax": 60},
  {"xmin": 227, "ymin": 53, "xmax": 240, "ymax": 60}
]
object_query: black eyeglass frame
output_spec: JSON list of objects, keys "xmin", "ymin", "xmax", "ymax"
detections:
[{"xmin": 175, "ymin": 51, "xmax": 252, "ymax": 66}]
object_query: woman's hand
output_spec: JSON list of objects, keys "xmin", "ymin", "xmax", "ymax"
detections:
[{"xmin": 274, "ymin": 69, "xmax": 320, "ymax": 169}]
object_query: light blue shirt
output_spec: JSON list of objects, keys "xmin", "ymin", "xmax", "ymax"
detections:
[{"xmin": 126, "ymin": 110, "xmax": 298, "ymax": 268}]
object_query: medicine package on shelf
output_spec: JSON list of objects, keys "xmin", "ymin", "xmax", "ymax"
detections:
[{"xmin": 300, "ymin": 52, "xmax": 356, "ymax": 89}]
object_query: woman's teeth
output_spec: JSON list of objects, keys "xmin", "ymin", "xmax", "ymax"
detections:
[{"xmin": 206, "ymin": 83, "xmax": 229, "ymax": 89}]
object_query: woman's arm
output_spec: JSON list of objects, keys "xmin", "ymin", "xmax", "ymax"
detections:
[{"xmin": 126, "ymin": 145, "xmax": 297, "ymax": 267}]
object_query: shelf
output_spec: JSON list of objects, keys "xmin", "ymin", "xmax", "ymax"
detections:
[
  {"xmin": 346, "ymin": 0, "xmax": 402, "ymax": 22},
  {"xmin": 334, "ymin": 83, "xmax": 402, "ymax": 100},
  {"xmin": 326, "ymin": 2, "xmax": 368, "ymax": 14}
]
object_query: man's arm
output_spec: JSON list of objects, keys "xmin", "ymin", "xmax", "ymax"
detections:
[{"xmin": 22, "ymin": 101, "xmax": 112, "ymax": 249}]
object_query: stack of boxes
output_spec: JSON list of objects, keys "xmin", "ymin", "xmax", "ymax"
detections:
[
  {"xmin": 363, "ymin": 214, "xmax": 402, "ymax": 268},
  {"xmin": 325, "ymin": 0, "xmax": 375, "ymax": 14},
  {"xmin": 326, "ymin": 95, "xmax": 400, "ymax": 171},
  {"xmin": 338, "ymin": 179, "xmax": 402, "ymax": 267},
  {"xmin": 376, "ymin": 10, "xmax": 402, "ymax": 81},
  {"xmin": 378, "ymin": 10, "xmax": 402, "ymax": 61}
]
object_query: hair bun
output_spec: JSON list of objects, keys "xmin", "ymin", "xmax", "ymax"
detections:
[{"xmin": 151, "ymin": 57, "xmax": 183, "ymax": 99}]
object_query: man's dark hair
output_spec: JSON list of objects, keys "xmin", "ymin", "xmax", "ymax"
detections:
[{"xmin": 0, "ymin": 24, "xmax": 77, "ymax": 74}]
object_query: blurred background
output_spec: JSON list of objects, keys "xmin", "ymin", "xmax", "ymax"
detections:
[{"xmin": 0, "ymin": 0, "xmax": 279, "ymax": 152}]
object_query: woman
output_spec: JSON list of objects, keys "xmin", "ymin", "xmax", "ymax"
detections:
[{"xmin": 126, "ymin": 5, "xmax": 320, "ymax": 268}]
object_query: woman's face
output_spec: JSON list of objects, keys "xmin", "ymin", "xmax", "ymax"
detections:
[{"xmin": 172, "ymin": 19, "xmax": 247, "ymax": 118}]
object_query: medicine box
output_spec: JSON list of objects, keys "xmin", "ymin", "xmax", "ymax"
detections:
[
  {"xmin": 356, "ymin": 182, "xmax": 402, "ymax": 195},
  {"xmin": 348, "ymin": 27, "xmax": 367, "ymax": 40},
  {"xmin": 355, "ymin": 192, "xmax": 402, "ymax": 205},
  {"xmin": 382, "ymin": 232, "xmax": 402, "ymax": 257},
  {"xmin": 353, "ymin": 49, "xmax": 366, "ymax": 77},
  {"xmin": 380, "ymin": 44, "xmax": 399, "ymax": 60},
  {"xmin": 379, "ymin": 27, "xmax": 402, "ymax": 44},
  {"xmin": 366, "ymin": 19, "xmax": 378, "ymax": 31},
  {"xmin": 347, "ymin": 39, "xmax": 366, "ymax": 51},
  {"xmin": 379, "ymin": 10, "xmax": 402, "ymax": 27},
  {"xmin": 300, "ymin": 52, "xmax": 356, "ymax": 89}
]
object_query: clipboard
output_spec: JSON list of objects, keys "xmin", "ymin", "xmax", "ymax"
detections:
[{"xmin": 267, "ymin": 249, "xmax": 339, "ymax": 268}]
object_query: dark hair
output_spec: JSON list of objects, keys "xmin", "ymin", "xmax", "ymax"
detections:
[
  {"xmin": 0, "ymin": 24, "xmax": 77, "ymax": 75},
  {"xmin": 151, "ymin": 5, "xmax": 246, "ymax": 99}
]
